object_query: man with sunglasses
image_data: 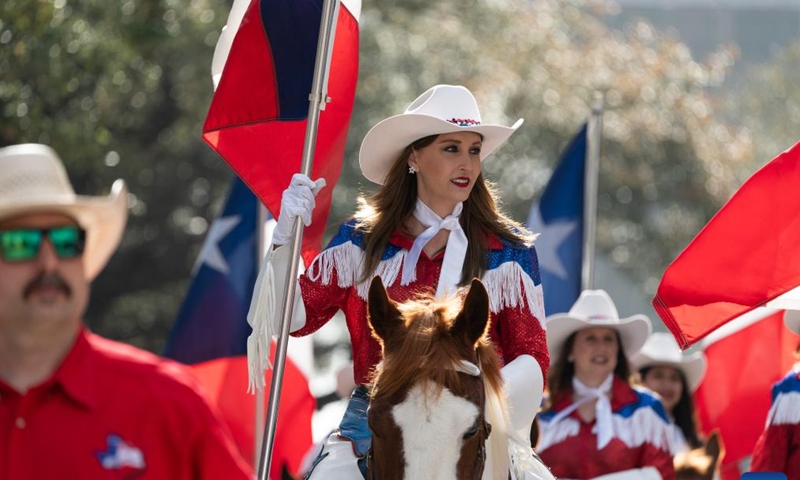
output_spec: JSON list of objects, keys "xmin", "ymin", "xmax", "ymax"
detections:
[{"xmin": 0, "ymin": 144, "xmax": 253, "ymax": 479}]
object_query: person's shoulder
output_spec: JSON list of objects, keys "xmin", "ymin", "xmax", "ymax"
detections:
[
  {"xmin": 773, "ymin": 366, "xmax": 800, "ymax": 395},
  {"xmin": 485, "ymin": 233, "xmax": 540, "ymax": 274},
  {"xmin": 326, "ymin": 218, "xmax": 364, "ymax": 248},
  {"xmin": 88, "ymin": 333, "xmax": 210, "ymax": 405},
  {"xmin": 629, "ymin": 386, "xmax": 671, "ymax": 423}
]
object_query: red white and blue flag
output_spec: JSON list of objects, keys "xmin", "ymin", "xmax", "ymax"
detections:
[
  {"xmin": 164, "ymin": 178, "xmax": 315, "ymax": 479},
  {"xmin": 203, "ymin": 0, "xmax": 360, "ymax": 266},
  {"xmin": 653, "ymin": 139, "xmax": 800, "ymax": 347}
]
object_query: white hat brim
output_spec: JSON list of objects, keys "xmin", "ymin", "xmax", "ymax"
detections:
[
  {"xmin": 0, "ymin": 180, "xmax": 128, "ymax": 280},
  {"xmin": 546, "ymin": 313, "xmax": 652, "ymax": 363},
  {"xmin": 785, "ymin": 310, "xmax": 800, "ymax": 336},
  {"xmin": 359, "ymin": 113, "xmax": 523, "ymax": 185},
  {"xmin": 630, "ymin": 350, "xmax": 708, "ymax": 392}
]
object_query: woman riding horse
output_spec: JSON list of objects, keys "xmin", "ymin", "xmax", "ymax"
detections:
[{"xmin": 248, "ymin": 85, "xmax": 549, "ymax": 479}]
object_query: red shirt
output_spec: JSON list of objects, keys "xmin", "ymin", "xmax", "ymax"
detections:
[
  {"xmin": 295, "ymin": 220, "xmax": 549, "ymax": 385},
  {"xmin": 537, "ymin": 376, "xmax": 675, "ymax": 480},
  {"xmin": 0, "ymin": 329, "xmax": 254, "ymax": 480}
]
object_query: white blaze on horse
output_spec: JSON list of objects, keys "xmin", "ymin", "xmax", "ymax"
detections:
[{"xmin": 366, "ymin": 277, "xmax": 555, "ymax": 480}]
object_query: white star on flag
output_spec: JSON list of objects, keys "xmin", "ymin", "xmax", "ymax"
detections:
[
  {"xmin": 192, "ymin": 215, "xmax": 241, "ymax": 275},
  {"xmin": 528, "ymin": 206, "xmax": 578, "ymax": 280}
]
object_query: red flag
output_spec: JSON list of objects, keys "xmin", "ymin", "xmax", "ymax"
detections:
[
  {"xmin": 693, "ymin": 309, "xmax": 798, "ymax": 478},
  {"xmin": 203, "ymin": 0, "xmax": 360, "ymax": 266},
  {"xmin": 653, "ymin": 140, "xmax": 800, "ymax": 347},
  {"xmin": 190, "ymin": 351, "xmax": 315, "ymax": 479}
]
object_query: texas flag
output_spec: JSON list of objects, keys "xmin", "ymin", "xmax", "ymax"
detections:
[
  {"xmin": 526, "ymin": 124, "xmax": 588, "ymax": 314},
  {"xmin": 693, "ymin": 309, "xmax": 798, "ymax": 479},
  {"xmin": 164, "ymin": 177, "xmax": 315, "ymax": 479},
  {"xmin": 653, "ymin": 139, "xmax": 800, "ymax": 348},
  {"xmin": 203, "ymin": 0, "xmax": 360, "ymax": 266}
]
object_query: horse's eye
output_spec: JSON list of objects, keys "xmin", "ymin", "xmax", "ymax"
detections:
[{"xmin": 463, "ymin": 419, "xmax": 480, "ymax": 439}]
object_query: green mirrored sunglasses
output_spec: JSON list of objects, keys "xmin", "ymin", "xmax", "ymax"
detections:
[{"xmin": 0, "ymin": 226, "xmax": 86, "ymax": 262}]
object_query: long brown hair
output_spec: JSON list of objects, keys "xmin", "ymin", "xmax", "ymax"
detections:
[
  {"xmin": 545, "ymin": 330, "xmax": 631, "ymax": 408},
  {"xmin": 355, "ymin": 134, "xmax": 533, "ymax": 284},
  {"xmin": 638, "ymin": 365, "xmax": 703, "ymax": 449}
]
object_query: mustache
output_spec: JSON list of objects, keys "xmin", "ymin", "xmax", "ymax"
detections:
[{"xmin": 24, "ymin": 273, "xmax": 72, "ymax": 299}]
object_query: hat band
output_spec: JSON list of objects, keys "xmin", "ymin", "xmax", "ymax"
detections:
[{"xmin": 446, "ymin": 118, "xmax": 481, "ymax": 127}]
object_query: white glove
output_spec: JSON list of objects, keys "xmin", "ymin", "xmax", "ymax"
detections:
[
  {"xmin": 591, "ymin": 467, "xmax": 662, "ymax": 480},
  {"xmin": 267, "ymin": 243, "xmax": 306, "ymax": 334},
  {"xmin": 501, "ymin": 354, "xmax": 544, "ymax": 441},
  {"xmin": 272, "ymin": 173, "xmax": 327, "ymax": 246}
]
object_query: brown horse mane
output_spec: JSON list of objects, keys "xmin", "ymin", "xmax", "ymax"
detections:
[{"xmin": 368, "ymin": 294, "xmax": 504, "ymax": 404}]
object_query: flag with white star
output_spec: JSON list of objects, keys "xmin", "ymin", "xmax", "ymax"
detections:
[
  {"xmin": 163, "ymin": 177, "xmax": 314, "ymax": 476},
  {"xmin": 164, "ymin": 177, "xmax": 259, "ymax": 363},
  {"xmin": 526, "ymin": 124, "xmax": 587, "ymax": 315}
]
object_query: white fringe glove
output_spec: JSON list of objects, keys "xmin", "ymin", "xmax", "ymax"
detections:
[
  {"xmin": 246, "ymin": 173, "xmax": 325, "ymax": 393},
  {"xmin": 272, "ymin": 173, "xmax": 327, "ymax": 246}
]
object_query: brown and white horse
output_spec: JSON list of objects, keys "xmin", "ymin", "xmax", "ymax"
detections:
[{"xmin": 366, "ymin": 277, "xmax": 553, "ymax": 480}]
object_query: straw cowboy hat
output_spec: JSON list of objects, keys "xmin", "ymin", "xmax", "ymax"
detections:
[
  {"xmin": 546, "ymin": 289, "xmax": 652, "ymax": 362},
  {"xmin": 359, "ymin": 84, "xmax": 524, "ymax": 185},
  {"xmin": 630, "ymin": 332, "xmax": 707, "ymax": 392},
  {"xmin": 785, "ymin": 310, "xmax": 800, "ymax": 336},
  {"xmin": 0, "ymin": 144, "xmax": 128, "ymax": 280}
]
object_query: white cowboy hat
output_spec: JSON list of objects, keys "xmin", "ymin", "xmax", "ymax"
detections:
[
  {"xmin": 0, "ymin": 144, "xmax": 127, "ymax": 280},
  {"xmin": 359, "ymin": 84, "xmax": 523, "ymax": 185},
  {"xmin": 630, "ymin": 332, "xmax": 707, "ymax": 392},
  {"xmin": 784, "ymin": 310, "xmax": 800, "ymax": 335},
  {"xmin": 546, "ymin": 289, "xmax": 652, "ymax": 362}
]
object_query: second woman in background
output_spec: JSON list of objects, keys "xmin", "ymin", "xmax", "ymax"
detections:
[
  {"xmin": 536, "ymin": 290, "xmax": 675, "ymax": 480},
  {"xmin": 631, "ymin": 332, "xmax": 707, "ymax": 454}
]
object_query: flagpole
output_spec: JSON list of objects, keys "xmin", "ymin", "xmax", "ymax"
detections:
[
  {"xmin": 581, "ymin": 92, "xmax": 603, "ymax": 290},
  {"xmin": 257, "ymin": 0, "xmax": 341, "ymax": 477},
  {"xmin": 254, "ymin": 202, "xmax": 268, "ymax": 470}
]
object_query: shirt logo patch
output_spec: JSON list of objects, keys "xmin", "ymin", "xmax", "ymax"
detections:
[{"xmin": 95, "ymin": 434, "xmax": 146, "ymax": 471}]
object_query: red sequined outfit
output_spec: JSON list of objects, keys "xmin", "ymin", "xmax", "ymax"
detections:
[
  {"xmin": 294, "ymin": 220, "xmax": 549, "ymax": 385},
  {"xmin": 751, "ymin": 367, "xmax": 800, "ymax": 477},
  {"xmin": 536, "ymin": 376, "xmax": 675, "ymax": 480}
]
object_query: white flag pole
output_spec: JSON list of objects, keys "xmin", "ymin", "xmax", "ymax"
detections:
[
  {"xmin": 582, "ymin": 92, "xmax": 603, "ymax": 290},
  {"xmin": 256, "ymin": 0, "xmax": 341, "ymax": 477}
]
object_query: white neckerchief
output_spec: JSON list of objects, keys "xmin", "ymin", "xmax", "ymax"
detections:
[
  {"xmin": 401, "ymin": 199, "xmax": 467, "ymax": 298},
  {"xmin": 549, "ymin": 374, "xmax": 615, "ymax": 449}
]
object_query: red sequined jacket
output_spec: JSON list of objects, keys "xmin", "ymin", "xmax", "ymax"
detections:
[{"xmin": 293, "ymin": 220, "xmax": 549, "ymax": 385}]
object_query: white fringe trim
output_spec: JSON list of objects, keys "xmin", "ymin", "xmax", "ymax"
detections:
[
  {"xmin": 305, "ymin": 241, "xmax": 412, "ymax": 299},
  {"xmin": 306, "ymin": 243, "xmax": 546, "ymax": 326},
  {"xmin": 767, "ymin": 390, "xmax": 800, "ymax": 426},
  {"xmin": 537, "ymin": 404, "xmax": 670, "ymax": 452},
  {"xmin": 482, "ymin": 261, "xmax": 545, "ymax": 325},
  {"xmin": 246, "ymin": 252, "xmax": 276, "ymax": 393}
]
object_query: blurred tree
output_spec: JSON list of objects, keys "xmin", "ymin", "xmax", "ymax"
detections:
[
  {"xmin": 337, "ymin": 0, "xmax": 753, "ymax": 301},
  {"xmin": 724, "ymin": 40, "xmax": 800, "ymax": 173},
  {"xmin": 0, "ymin": 0, "xmax": 756, "ymax": 352},
  {"xmin": 0, "ymin": 0, "xmax": 233, "ymax": 352}
]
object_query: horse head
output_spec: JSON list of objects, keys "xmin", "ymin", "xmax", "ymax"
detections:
[
  {"xmin": 366, "ymin": 277, "xmax": 504, "ymax": 480},
  {"xmin": 674, "ymin": 431, "xmax": 723, "ymax": 480}
]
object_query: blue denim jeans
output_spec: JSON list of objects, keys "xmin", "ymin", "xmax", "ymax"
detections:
[{"xmin": 305, "ymin": 386, "xmax": 371, "ymax": 479}]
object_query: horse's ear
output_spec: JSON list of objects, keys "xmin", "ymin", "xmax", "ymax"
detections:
[
  {"xmin": 704, "ymin": 431, "xmax": 723, "ymax": 468},
  {"xmin": 367, "ymin": 276, "xmax": 401, "ymax": 342},
  {"xmin": 453, "ymin": 278, "xmax": 491, "ymax": 346}
]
